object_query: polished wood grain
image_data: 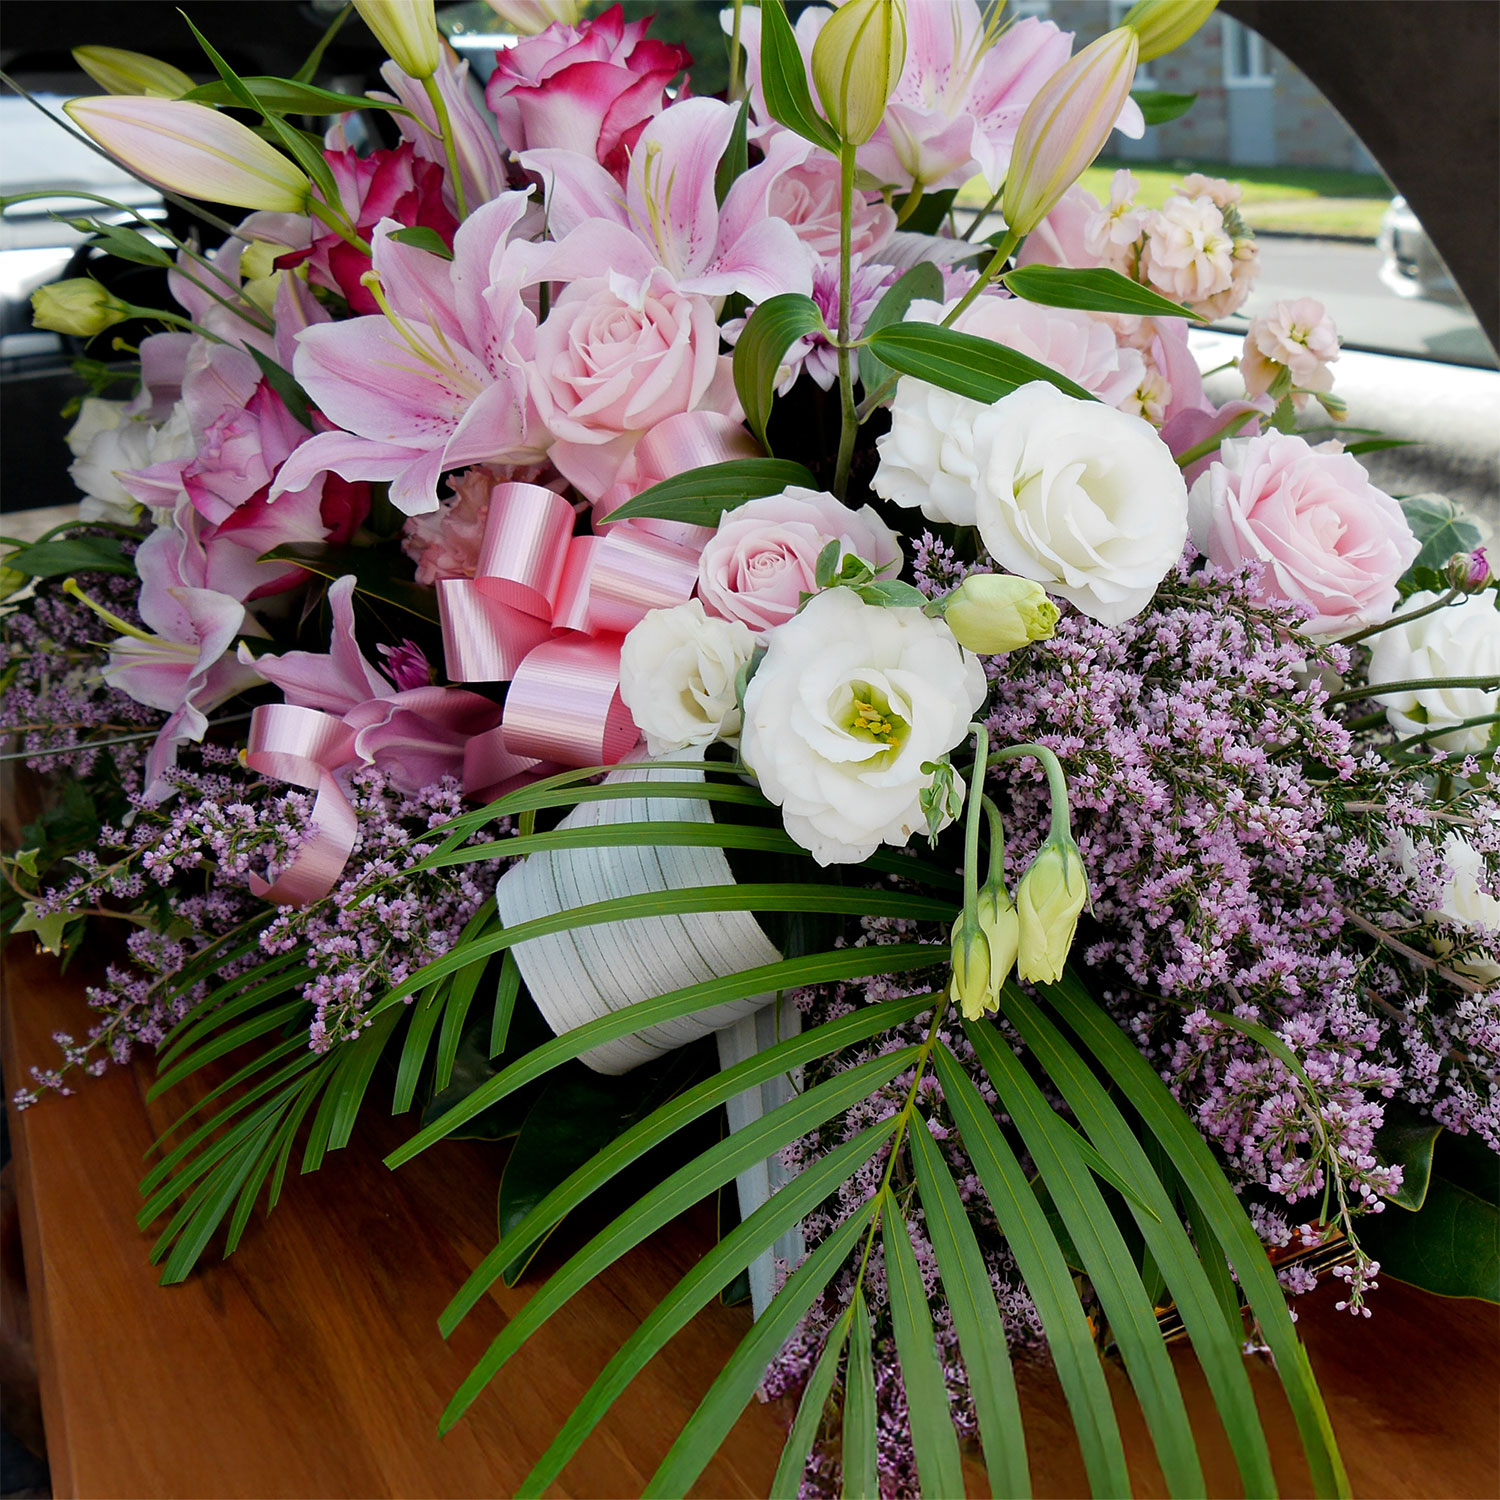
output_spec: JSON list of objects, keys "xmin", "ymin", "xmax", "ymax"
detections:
[{"xmin": 4, "ymin": 941, "xmax": 1498, "ymax": 1499}]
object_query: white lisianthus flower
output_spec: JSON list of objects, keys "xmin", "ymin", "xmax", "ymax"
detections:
[
  {"xmin": 1367, "ymin": 591, "xmax": 1500, "ymax": 752},
  {"xmin": 619, "ymin": 600, "xmax": 755, "ymax": 757},
  {"xmin": 969, "ymin": 382, "xmax": 1190, "ymax": 625},
  {"xmin": 66, "ymin": 397, "xmax": 192, "ymax": 525},
  {"xmin": 1431, "ymin": 832, "xmax": 1500, "ymax": 983},
  {"xmin": 740, "ymin": 588, "xmax": 987, "ymax": 865}
]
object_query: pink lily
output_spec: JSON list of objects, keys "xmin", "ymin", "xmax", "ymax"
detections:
[
  {"xmin": 95, "ymin": 525, "xmax": 263, "ymax": 798},
  {"xmin": 241, "ymin": 575, "xmax": 503, "ymax": 792},
  {"xmin": 272, "ymin": 194, "xmax": 547, "ymax": 516},
  {"xmin": 518, "ymin": 95, "xmax": 815, "ymax": 304}
]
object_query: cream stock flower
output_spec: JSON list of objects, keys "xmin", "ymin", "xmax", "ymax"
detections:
[
  {"xmin": 1241, "ymin": 297, "xmax": 1340, "ymax": 401},
  {"xmin": 740, "ymin": 588, "xmax": 987, "ymax": 865},
  {"xmin": 1140, "ymin": 193, "xmax": 1235, "ymax": 306}
]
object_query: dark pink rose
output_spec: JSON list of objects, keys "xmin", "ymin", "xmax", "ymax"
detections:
[{"xmin": 485, "ymin": 4, "xmax": 690, "ymax": 179}]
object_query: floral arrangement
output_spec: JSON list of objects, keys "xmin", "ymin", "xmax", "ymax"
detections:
[{"xmin": 4, "ymin": 1, "xmax": 1498, "ymax": 1495}]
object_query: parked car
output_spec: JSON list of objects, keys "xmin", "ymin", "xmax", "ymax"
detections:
[{"xmin": 1378, "ymin": 195, "xmax": 1461, "ymax": 306}]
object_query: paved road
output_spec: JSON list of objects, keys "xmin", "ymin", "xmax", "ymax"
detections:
[{"xmin": 1249, "ymin": 237, "xmax": 1495, "ymax": 369}]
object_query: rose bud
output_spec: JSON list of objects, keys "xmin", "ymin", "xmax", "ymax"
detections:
[
  {"xmin": 1015, "ymin": 833, "xmax": 1089, "ymax": 984},
  {"xmin": 1451, "ymin": 546, "xmax": 1491, "ymax": 594},
  {"xmin": 940, "ymin": 574, "xmax": 1060, "ymax": 655},
  {"xmin": 31, "ymin": 278, "xmax": 132, "ymax": 337}
]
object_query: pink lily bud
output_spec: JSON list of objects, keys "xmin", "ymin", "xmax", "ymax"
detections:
[
  {"xmin": 64, "ymin": 96, "xmax": 308, "ymax": 212},
  {"xmin": 1002, "ymin": 27, "xmax": 1140, "ymax": 238},
  {"xmin": 1120, "ymin": 0, "xmax": 1217, "ymax": 63},
  {"xmin": 483, "ymin": 0, "xmax": 585, "ymax": 34},
  {"xmin": 354, "ymin": 0, "xmax": 442, "ymax": 80}
]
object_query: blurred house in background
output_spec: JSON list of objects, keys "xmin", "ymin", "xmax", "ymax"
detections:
[{"xmin": 1028, "ymin": 1, "xmax": 1378, "ymax": 171}]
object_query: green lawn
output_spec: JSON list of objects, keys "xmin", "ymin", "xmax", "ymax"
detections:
[{"xmin": 958, "ymin": 160, "xmax": 1393, "ymax": 239}]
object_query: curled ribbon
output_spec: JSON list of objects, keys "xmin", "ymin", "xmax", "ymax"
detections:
[{"xmin": 437, "ymin": 476, "xmax": 706, "ymax": 767}]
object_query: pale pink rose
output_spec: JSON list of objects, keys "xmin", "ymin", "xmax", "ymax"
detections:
[
  {"xmin": 926, "ymin": 294, "xmax": 1147, "ymax": 410},
  {"xmin": 1241, "ymin": 297, "xmax": 1340, "ymax": 400},
  {"xmin": 1015, "ymin": 184, "xmax": 1103, "ymax": 271},
  {"xmin": 528, "ymin": 267, "xmax": 734, "ymax": 499},
  {"xmin": 1188, "ymin": 433, "xmax": 1420, "ymax": 636},
  {"xmin": 484, "ymin": 3, "xmax": 689, "ymax": 178},
  {"xmin": 697, "ymin": 487, "xmax": 903, "ymax": 633},
  {"xmin": 1140, "ymin": 194, "xmax": 1235, "ymax": 307},
  {"xmin": 766, "ymin": 154, "xmax": 895, "ymax": 263}
]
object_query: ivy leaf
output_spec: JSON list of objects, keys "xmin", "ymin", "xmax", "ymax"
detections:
[
  {"xmin": 1001, "ymin": 263, "xmax": 1193, "ymax": 319},
  {"xmin": 858, "ymin": 262, "xmax": 944, "ymax": 394},
  {"xmin": 732, "ymin": 293, "xmax": 829, "ymax": 451},
  {"xmin": 1400, "ymin": 493, "xmax": 1484, "ymax": 574},
  {"xmin": 1133, "ymin": 89, "xmax": 1197, "ymax": 126},
  {"xmin": 604, "ymin": 458, "xmax": 819, "ymax": 527},
  {"xmin": 12, "ymin": 901, "xmax": 72, "ymax": 957}
]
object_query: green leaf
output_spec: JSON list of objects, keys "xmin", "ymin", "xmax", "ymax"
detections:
[
  {"xmin": 258, "ymin": 541, "xmax": 438, "ymax": 623},
  {"xmin": 1400, "ymin": 493, "xmax": 1484, "ymax": 574},
  {"xmin": 842, "ymin": 1287, "xmax": 879, "ymax": 1500},
  {"xmin": 714, "ymin": 98, "xmax": 751, "ymax": 206},
  {"xmin": 9, "ymin": 902, "xmax": 72, "ymax": 955},
  {"xmin": 850, "ymin": 578, "xmax": 931, "ymax": 609},
  {"xmin": 908, "ymin": 1118, "xmax": 1030, "ymax": 1498},
  {"xmin": 1373, "ymin": 1101, "xmax": 1444, "ymax": 1211},
  {"xmin": 1004, "ymin": 987, "xmax": 1279, "ymax": 1497},
  {"xmin": 732, "ymin": 293, "xmax": 829, "ymax": 451},
  {"xmin": 931, "ymin": 1042, "xmax": 1131, "ymax": 1498},
  {"xmin": 315, "ymin": 1003, "xmax": 403, "ymax": 1157},
  {"xmin": 6, "ymin": 534, "xmax": 134, "ymax": 579},
  {"xmin": 387, "ymin": 225, "xmax": 452, "ymax": 258},
  {"xmin": 1360, "ymin": 1172, "xmax": 1500, "ymax": 1301},
  {"xmin": 757, "ymin": 0, "xmax": 839, "ymax": 152},
  {"xmin": 495, "ymin": 1047, "xmax": 708, "ymax": 1284},
  {"xmin": 491, "ymin": 951, "xmax": 521, "ymax": 1058},
  {"xmin": 83, "ymin": 218, "xmax": 173, "ymax": 266},
  {"xmin": 516, "ymin": 1122, "xmax": 894, "ymax": 1498},
  {"xmin": 1044, "ymin": 971, "xmax": 1349, "ymax": 1499},
  {"xmin": 147, "ymin": 998, "xmax": 307, "ymax": 1100},
  {"xmin": 434, "ymin": 902, "xmax": 500, "ymax": 1091},
  {"xmin": 184, "ymin": 76, "xmax": 413, "ymax": 116},
  {"xmin": 858, "ymin": 261, "xmax": 944, "ymax": 394},
  {"xmin": 646, "ymin": 1201, "xmax": 877, "ymax": 1499},
  {"xmin": 1132, "ymin": 89, "xmax": 1197, "ymax": 125},
  {"xmin": 882, "ymin": 1192, "xmax": 967, "ymax": 1498},
  {"xmin": 770, "ymin": 1306, "xmax": 852, "ymax": 1500},
  {"xmin": 581, "ymin": 458, "xmax": 820, "ymax": 528},
  {"xmin": 1344, "ymin": 437, "xmax": 1418, "ymax": 456},
  {"xmin": 1001, "ymin": 263, "xmax": 1193, "ymax": 319},
  {"xmin": 439, "ymin": 992, "xmax": 935, "ymax": 1336},
  {"xmin": 246, "ymin": 345, "xmax": 316, "ymax": 431},
  {"xmin": 439, "ymin": 1049, "xmax": 919, "ymax": 1433},
  {"xmin": 867, "ymin": 321, "xmax": 1097, "ymax": 405},
  {"xmin": 965, "ymin": 1017, "xmax": 1204, "ymax": 1498},
  {"xmin": 419, "ymin": 1003, "xmax": 551, "ymax": 1143}
]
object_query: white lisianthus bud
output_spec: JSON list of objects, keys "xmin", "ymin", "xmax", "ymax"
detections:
[
  {"xmin": 1120, "ymin": 0, "xmax": 1217, "ymax": 62},
  {"xmin": 949, "ymin": 915, "xmax": 992, "ymax": 1022},
  {"xmin": 31, "ymin": 279, "xmax": 131, "ymax": 337},
  {"xmin": 974, "ymin": 882, "xmax": 1020, "ymax": 1011},
  {"xmin": 619, "ymin": 600, "xmax": 755, "ymax": 757},
  {"xmin": 811, "ymin": 0, "xmax": 907, "ymax": 146},
  {"xmin": 941, "ymin": 575, "xmax": 1059, "ymax": 655},
  {"xmin": 1015, "ymin": 834, "xmax": 1089, "ymax": 984},
  {"xmin": 73, "ymin": 46, "xmax": 194, "ymax": 99},
  {"xmin": 354, "ymin": 0, "xmax": 443, "ymax": 80}
]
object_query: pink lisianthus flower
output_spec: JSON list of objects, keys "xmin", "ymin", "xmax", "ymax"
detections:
[
  {"xmin": 1241, "ymin": 297, "xmax": 1341, "ymax": 403},
  {"xmin": 272, "ymin": 143, "xmax": 458, "ymax": 315},
  {"xmin": 526, "ymin": 265, "xmax": 735, "ymax": 500},
  {"xmin": 485, "ymin": 3, "xmax": 689, "ymax": 179},
  {"xmin": 241, "ymin": 575, "xmax": 503, "ymax": 793},
  {"xmin": 697, "ymin": 487, "xmax": 903, "ymax": 634},
  {"xmin": 1188, "ymin": 433, "xmax": 1420, "ymax": 637}
]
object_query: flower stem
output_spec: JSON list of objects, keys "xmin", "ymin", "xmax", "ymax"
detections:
[
  {"xmin": 963, "ymin": 724, "xmax": 990, "ymax": 919},
  {"xmin": 1336, "ymin": 588, "xmax": 1461, "ymax": 647},
  {"xmin": 833, "ymin": 140, "xmax": 859, "ymax": 502},
  {"xmin": 942, "ymin": 226, "xmax": 1019, "ymax": 327},
  {"xmin": 727, "ymin": 0, "xmax": 746, "ymax": 103},
  {"xmin": 422, "ymin": 72, "xmax": 469, "ymax": 221},
  {"xmin": 1328, "ymin": 674, "xmax": 1500, "ymax": 706},
  {"xmin": 1172, "ymin": 408, "xmax": 1258, "ymax": 470},
  {"xmin": 990, "ymin": 740, "xmax": 1071, "ymax": 840}
]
